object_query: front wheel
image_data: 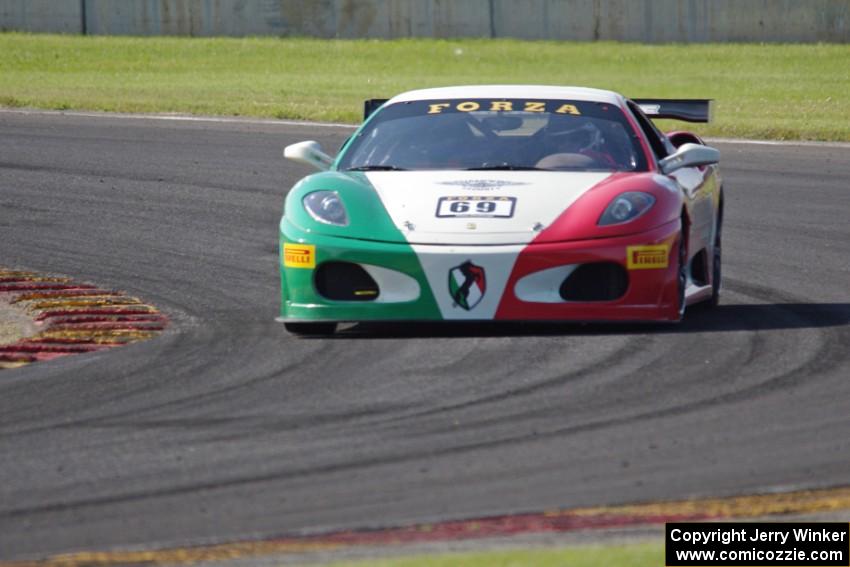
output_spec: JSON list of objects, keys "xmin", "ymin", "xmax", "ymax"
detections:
[{"xmin": 284, "ymin": 322, "xmax": 337, "ymax": 336}]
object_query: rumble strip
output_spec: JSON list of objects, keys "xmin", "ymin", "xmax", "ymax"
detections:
[{"xmin": 0, "ymin": 268, "xmax": 167, "ymax": 370}]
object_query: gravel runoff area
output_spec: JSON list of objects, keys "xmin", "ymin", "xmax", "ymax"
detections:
[{"xmin": 0, "ymin": 295, "xmax": 37, "ymax": 346}]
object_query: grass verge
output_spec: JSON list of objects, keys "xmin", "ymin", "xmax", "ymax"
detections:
[
  {"xmin": 1, "ymin": 33, "xmax": 849, "ymax": 141},
  {"xmin": 323, "ymin": 542, "xmax": 662, "ymax": 566}
]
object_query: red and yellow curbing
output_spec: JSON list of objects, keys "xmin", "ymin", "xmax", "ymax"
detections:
[
  {"xmin": 3, "ymin": 486, "xmax": 850, "ymax": 567},
  {"xmin": 0, "ymin": 269, "xmax": 167, "ymax": 369}
]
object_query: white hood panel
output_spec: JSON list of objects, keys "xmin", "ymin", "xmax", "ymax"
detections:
[{"xmin": 365, "ymin": 171, "xmax": 611, "ymax": 245}]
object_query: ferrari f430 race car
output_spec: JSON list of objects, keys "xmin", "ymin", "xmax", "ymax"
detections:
[{"xmin": 279, "ymin": 86, "xmax": 722, "ymax": 335}]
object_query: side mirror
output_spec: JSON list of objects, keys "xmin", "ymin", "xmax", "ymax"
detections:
[
  {"xmin": 659, "ymin": 143, "xmax": 719, "ymax": 175},
  {"xmin": 283, "ymin": 140, "xmax": 333, "ymax": 171}
]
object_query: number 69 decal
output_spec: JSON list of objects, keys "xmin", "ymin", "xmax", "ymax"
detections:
[{"xmin": 436, "ymin": 196, "xmax": 517, "ymax": 218}]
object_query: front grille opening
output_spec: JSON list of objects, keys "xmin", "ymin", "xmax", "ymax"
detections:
[
  {"xmin": 560, "ymin": 262, "xmax": 628, "ymax": 302},
  {"xmin": 315, "ymin": 262, "xmax": 379, "ymax": 301},
  {"xmin": 690, "ymin": 248, "xmax": 708, "ymax": 286}
]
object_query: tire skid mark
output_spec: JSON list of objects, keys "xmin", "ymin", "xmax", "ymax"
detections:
[
  {"xmin": 4, "ymin": 486, "xmax": 850, "ymax": 567},
  {"xmin": 0, "ymin": 300, "xmax": 820, "ymax": 524},
  {"xmin": 510, "ymin": 281, "xmax": 849, "ymax": 443},
  {"xmin": 376, "ymin": 308, "xmax": 739, "ymax": 440},
  {"xmin": 0, "ymin": 346, "xmax": 318, "ymax": 438},
  {"xmin": 3, "ymin": 273, "xmax": 839, "ymax": 515},
  {"xmin": 477, "ymin": 286, "xmax": 843, "ymax": 447},
  {"xmin": 0, "ymin": 269, "xmax": 168, "ymax": 369},
  {"xmin": 379, "ymin": 335, "xmax": 653, "ymax": 427},
  {"xmin": 366, "ymin": 274, "xmax": 821, "ymax": 440},
  {"xmin": 376, "ymin": 279, "xmax": 844, "ymax": 451}
]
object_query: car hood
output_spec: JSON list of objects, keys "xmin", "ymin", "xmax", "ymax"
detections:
[{"xmin": 364, "ymin": 171, "xmax": 612, "ymax": 245}]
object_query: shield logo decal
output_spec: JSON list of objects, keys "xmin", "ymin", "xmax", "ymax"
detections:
[{"xmin": 449, "ymin": 260, "xmax": 486, "ymax": 310}]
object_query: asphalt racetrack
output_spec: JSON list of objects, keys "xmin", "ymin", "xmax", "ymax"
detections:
[{"xmin": 1, "ymin": 111, "xmax": 848, "ymax": 559}]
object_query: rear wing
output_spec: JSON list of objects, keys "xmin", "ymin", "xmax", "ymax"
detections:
[
  {"xmin": 364, "ymin": 99, "xmax": 389, "ymax": 120},
  {"xmin": 632, "ymin": 99, "xmax": 713, "ymax": 123}
]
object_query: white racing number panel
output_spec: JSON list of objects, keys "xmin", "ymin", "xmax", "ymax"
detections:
[
  {"xmin": 436, "ymin": 196, "xmax": 517, "ymax": 218},
  {"xmin": 365, "ymin": 171, "xmax": 612, "ymax": 245}
]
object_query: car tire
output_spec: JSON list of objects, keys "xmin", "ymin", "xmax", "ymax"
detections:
[{"xmin": 284, "ymin": 322, "xmax": 337, "ymax": 336}]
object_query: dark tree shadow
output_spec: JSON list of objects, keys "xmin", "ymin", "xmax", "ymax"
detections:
[{"xmin": 320, "ymin": 303, "xmax": 850, "ymax": 339}]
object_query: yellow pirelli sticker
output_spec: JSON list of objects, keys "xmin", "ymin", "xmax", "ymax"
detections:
[
  {"xmin": 283, "ymin": 243, "xmax": 315, "ymax": 269},
  {"xmin": 627, "ymin": 244, "xmax": 670, "ymax": 270}
]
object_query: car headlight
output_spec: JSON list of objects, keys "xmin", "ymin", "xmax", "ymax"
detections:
[
  {"xmin": 598, "ymin": 192, "xmax": 655, "ymax": 226},
  {"xmin": 303, "ymin": 191, "xmax": 349, "ymax": 226}
]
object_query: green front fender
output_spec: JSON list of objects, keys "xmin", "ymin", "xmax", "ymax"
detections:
[{"xmin": 278, "ymin": 218, "xmax": 442, "ymax": 322}]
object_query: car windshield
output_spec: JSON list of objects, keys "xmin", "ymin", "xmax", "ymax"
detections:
[{"xmin": 337, "ymin": 99, "xmax": 648, "ymax": 172}]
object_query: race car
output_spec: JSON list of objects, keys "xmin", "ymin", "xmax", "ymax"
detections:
[{"xmin": 278, "ymin": 85, "xmax": 722, "ymax": 335}]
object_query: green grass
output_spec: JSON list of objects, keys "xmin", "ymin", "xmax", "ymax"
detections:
[
  {"xmin": 2, "ymin": 33, "xmax": 849, "ymax": 140},
  {"xmin": 322, "ymin": 542, "xmax": 662, "ymax": 567}
]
